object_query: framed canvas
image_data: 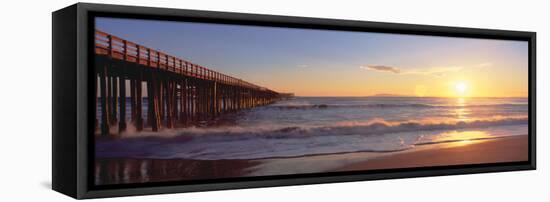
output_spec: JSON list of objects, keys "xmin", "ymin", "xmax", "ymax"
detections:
[{"xmin": 52, "ymin": 3, "xmax": 536, "ymax": 199}]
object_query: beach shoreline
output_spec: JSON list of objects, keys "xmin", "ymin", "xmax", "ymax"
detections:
[
  {"xmin": 338, "ymin": 134, "xmax": 528, "ymax": 172},
  {"xmin": 95, "ymin": 135, "xmax": 528, "ymax": 185}
]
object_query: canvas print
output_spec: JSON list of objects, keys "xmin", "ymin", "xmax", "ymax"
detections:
[{"xmin": 93, "ymin": 17, "xmax": 529, "ymax": 185}]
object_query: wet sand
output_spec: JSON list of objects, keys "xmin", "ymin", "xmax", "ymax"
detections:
[
  {"xmin": 95, "ymin": 135, "xmax": 528, "ymax": 185},
  {"xmin": 339, "ymin": 135, "xmax": 528, "ymax": 171},
  {"xmin": 95, "ymin": 158, "xmax": 259, "ymax": 185}
]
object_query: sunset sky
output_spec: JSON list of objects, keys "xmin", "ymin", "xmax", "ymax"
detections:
[{"xmin": 96, "ymin": 17, "xmax": 528, "ymax": 97}]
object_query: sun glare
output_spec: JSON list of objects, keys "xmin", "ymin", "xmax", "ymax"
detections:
[{"xmin": 454, "ymin": 81, "xmax": 468, "ymax": 96}]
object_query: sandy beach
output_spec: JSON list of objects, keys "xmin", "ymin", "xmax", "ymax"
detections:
[
  {"xmin": 339, "ymin": 135, "xmax": 528, "ymax": 171},
  {"xmin": 95, "ymin": 158, "xmax": 259, "ymax": 185},
  {"xmin": 95, "ymin": 135, "xmax": 528, "ymax": 185}
]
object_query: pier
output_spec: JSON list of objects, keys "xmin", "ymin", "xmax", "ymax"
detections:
[{"xmin": 94, "ymin": 30, "xmax": 281, "ymax": 135}]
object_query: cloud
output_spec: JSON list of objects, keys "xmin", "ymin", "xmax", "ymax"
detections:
[
  {"xmin": 476, "ymin": 62, "xmax": 493, "ymax": 68},
  {"xmin": 360, "ymin": 62, "xmax": 490, "ymax": 77},
  {"xmin": 360, "ymin": 65, "xmax": 401, "ymax": 74},
  {"xmin": 406, "ymin": 62, "xmax": 491, "ymax": 77},
  {"xmin": 359, "ymin": 64, "xmax": 461, "ymax": 77},
  {"xmin": 405, "ymin": 66, "xmax": 463, "ymax": 77}
]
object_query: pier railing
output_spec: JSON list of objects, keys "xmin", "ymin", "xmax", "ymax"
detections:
[
  {"xmin": 94, "ymin": 30, "xmax": 280, "ymax": 135},
  {"xmin": 95, "ymin": 30, "xmax": 268, "ymax": 91}
]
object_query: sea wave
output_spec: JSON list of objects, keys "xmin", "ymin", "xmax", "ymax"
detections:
[
  {"xmin": 96, "ymin": 117, "xmax": 528, "ymax": 160},
  {"xmin": 115, "ymin": 116, "xmax": 528, "ymax": 141}
]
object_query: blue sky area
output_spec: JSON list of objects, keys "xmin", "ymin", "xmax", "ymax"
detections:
[{"xmin": 96, "ymin": 17, "xmax": 528, "ymax": 97}]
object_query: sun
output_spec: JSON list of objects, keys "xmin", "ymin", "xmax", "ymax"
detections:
[{"xmin": 454, "ymin": 81, "xmax": 468, "ymax": 96}]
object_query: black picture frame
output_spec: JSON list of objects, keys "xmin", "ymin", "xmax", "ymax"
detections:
[{"xmin": 52, "ymin": 3, "xmax": 536, "ymax": 199}]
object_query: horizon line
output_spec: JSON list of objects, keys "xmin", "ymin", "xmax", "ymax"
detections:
[
  {"xmin": 291, "ymin": 95, "xmax": 529, "ymax": 98},
  {"xmin": 98, "ymin": 95, "xmax": 529, "ymax": 99}
]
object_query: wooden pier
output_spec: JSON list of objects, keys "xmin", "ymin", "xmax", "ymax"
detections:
[{"xmin": 94, "ymin": 30, "xmax": 281, "ymax": 135}]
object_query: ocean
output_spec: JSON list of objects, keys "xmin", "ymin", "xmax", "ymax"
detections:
[{"xmin": 95, "ymin": 97, "xmax": 528, "ymax": 161}]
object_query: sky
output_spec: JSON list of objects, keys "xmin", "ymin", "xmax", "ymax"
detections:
[{"xmin": 96, "ymin": 17, "xmax": 528, "ymax": 97}]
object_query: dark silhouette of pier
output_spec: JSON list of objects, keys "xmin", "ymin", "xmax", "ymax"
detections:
[{"xmin": 94, "ymin": 30, "xmax": 281, "ymax": 135}]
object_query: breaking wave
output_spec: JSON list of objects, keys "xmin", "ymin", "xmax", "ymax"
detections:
[
  {"xmin": 180, "ymin": 116, "xmax": 526, "ymax": 139},
  {"xmin": 104, "ymin": 116, "xmax": 527, "ymax": 141},
  {"xmin": 95, "ymin": 116, "xmax": 528, "ymax": 160}
]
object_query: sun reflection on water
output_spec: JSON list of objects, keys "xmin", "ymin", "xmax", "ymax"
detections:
[
  {"xmin": 454, "ymin": 98, "xmax": 472, "ymax": 122},
  {"xmin": 430, "ymin": 130, "xmax": 493, "ymax": 148},
  {"xmin": 451, "ymin": 139, "xmax": 474, "ymax": 147}
]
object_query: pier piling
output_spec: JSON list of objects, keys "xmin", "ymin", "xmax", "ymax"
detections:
[{"xmin": 94, "ymin": 30, "xmax": 281, "ymax": 135}]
